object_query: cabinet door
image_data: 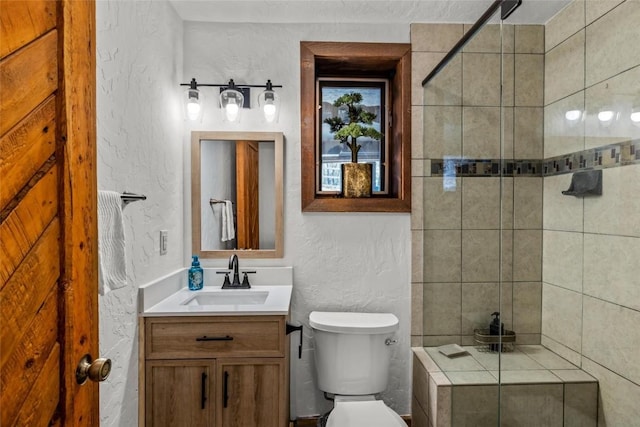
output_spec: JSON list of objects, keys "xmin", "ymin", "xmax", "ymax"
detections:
[
  {"xmin": 218, "ymin": 358, "xmax": 287, "ymax": 427},
  {"xmin": 146, "ymin": 360, "xmax": 215, "ymax": 427}
]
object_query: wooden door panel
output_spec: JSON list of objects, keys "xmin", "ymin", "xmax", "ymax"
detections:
[
  {"xmin": 1, "ymin": 0, "xmax": 98, "ymax": 425},
  {"xmin": 13, "ymin": 343, "xmax": 61, "ymax": 426},
  {"xmin": 0, "ymin": 165, "xmax": 57, "ymax": 283},
  {"xmin": 0, "ymin": 96, "xmax": 56, "ymax": 209},
  {"xmin": 0, "ymin": 29, "xmax": 58, "ymax": 136},
  {"xmin": 219, "ymin": 359, "xmax": 285, "ymax": 427},
  {"xmin": 0, "ymin": 287, "xmax": 58, "ymax": 426},
  {"xmin": 0, "ymin": 218, "xmax": 60, "ymax": 366},
  {"xmin": 58, "ymin": 1, "xmax": 99, "ymax": 424},
  {"xmin": 235, "ymin": 140, "xmax": 260, "ymax": 249},
  {"xmin": 146, "ymin": 360, "xmax": 215, "ymax": 427},
  {"xmin": 0, "ymin": 0, "xmax": 56, "ymax": 59}
]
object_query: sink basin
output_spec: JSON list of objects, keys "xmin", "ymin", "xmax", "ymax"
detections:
[{"xmin": 181, "ymin": 290, "xmax": 269, "ymax": 306}]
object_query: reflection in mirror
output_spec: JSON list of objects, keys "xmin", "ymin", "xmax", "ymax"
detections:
[{"xmin": 192, "ymin": 131, "xmax": 283, "ymax": 258}]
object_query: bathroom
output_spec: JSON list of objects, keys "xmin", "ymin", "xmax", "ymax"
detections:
[{"xmin": 4, "ymin": 0, "xmax": 634, "ymax": 425}]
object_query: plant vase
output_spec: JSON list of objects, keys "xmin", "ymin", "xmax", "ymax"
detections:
[{"xmin": 341, "ymin": 162, "xmax": 372, "ymax": 198}]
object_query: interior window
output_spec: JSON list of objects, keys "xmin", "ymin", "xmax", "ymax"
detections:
[{"xmin": 317, "ymin": 78, "xmax": 389, "ymax": 194}]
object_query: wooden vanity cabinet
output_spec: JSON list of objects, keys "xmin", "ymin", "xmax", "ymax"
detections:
[{"xmin": 141, "ymin": 316, "xmax": 289, "ymax": 427}]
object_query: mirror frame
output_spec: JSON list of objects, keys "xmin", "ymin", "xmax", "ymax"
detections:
[{"xmin": 191, "ymin": 131, "xmax": 284, "ymax": 258}]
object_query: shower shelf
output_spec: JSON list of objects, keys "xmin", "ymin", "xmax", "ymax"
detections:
[{"xmin": 473, "ymin": 328, "xmax": 516, "ymax": 352}]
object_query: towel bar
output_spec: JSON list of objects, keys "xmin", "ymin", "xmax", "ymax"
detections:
[{"xmin": 121, "ymin": 192, "xmax": 146, "ymax": 204}]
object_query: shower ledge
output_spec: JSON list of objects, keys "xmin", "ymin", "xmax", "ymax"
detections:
[{"xmin": 412, "ymin": 345, "xmax": 598, "ymax": 427}]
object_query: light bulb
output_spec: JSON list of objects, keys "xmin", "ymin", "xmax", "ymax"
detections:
[
  {"xmin": 258, "ymin": 83, "xmax": 280, "ymax": 123},
  {"xmin": 187, "ymin": 98, "xmax": 201, "ymax": 121},
  {"xmin": 183, "ymin": 84, "xmax": 202, "ymax": 122},
  {"xmin": 263, "ymin": 102, "xmax": 277, "ymax": 123},
  {"xmin": 225, "ymin": 99, "xmax": 240, "ymax": 122}
]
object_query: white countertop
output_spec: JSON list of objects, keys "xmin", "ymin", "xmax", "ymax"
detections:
[{"xmin": 139, "ymin": 267, "xmax": 293, "ymax": 317}]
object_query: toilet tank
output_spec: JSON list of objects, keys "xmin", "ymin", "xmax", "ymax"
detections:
[{"xmin": 309, "ymin": 311, "xmax": 399, "ymax": 395}]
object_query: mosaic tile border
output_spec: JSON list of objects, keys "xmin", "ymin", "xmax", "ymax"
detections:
[
  {"xmin": 543, "ymin": 139, "xmax": 639, "ymax": 176},
  {"xmin": 430, "ymin": 158, "xmax": 543, "ymax": 177},
  {"xmin": 430, "ymin": 140, "xmax": 640, "ymax": 178}
]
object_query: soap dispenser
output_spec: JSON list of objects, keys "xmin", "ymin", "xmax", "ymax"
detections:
[
  {"xmin": 489, "ymin": 312, "xmax": 504, "ymax": 352},
  {"xmin": 188, "ymin": 255, "xmax": 204, "ymax": 291}
]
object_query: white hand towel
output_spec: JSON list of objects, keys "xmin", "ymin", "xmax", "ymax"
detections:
[
  {"xmin": 98, "ymin": 190, "xmax": 127, "ymax": 295},
  {"xmin": 221, "ymin": 200, "xmax": 235, "ymax": 242}
]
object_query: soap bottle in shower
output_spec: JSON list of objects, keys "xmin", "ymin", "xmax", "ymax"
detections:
[
  {"xmin": 188, "ymin": 255, "xmax": 204, "ymax": 291},
  {"xmin": 489, "ymin": 312, "xmax": 504, "ymax": 352}
]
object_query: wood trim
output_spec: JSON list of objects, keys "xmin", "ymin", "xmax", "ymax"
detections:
[
  {"xmin": 300, "ymin": 41, "xmax": 411, "ymax": 213},
  {"xmin": 57, "ymin": 0, "xmax": 98, "ymax": 424},
  {"xmin": 138, "ymin": 317, "xmax": 146, "ymax": 427},
  {"xmin": 191, "ymin": 131, "xmax": 284, "ymax": 258}
]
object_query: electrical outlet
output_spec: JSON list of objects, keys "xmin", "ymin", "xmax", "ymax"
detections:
[{"xmin": 160, "ymin": 230, "xmax": 168, "ymax": 255}]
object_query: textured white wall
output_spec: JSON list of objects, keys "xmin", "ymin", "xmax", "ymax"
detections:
[
  {"xmin": 183, "ymin": 22, "xmax": 412, "ymax": 417},
  {"xmin": 96, "ymin": 1, "xmax": 184, "ymax": 425}
]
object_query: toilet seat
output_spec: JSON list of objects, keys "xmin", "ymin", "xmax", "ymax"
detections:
[{"xmin": 326, "ymin": 399, "xmax": 407, "ymax": 427}]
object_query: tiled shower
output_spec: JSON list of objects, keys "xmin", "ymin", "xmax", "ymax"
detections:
[{"xmin": 410, "ymin": 0, "xmax": 640, "ymax": 425}]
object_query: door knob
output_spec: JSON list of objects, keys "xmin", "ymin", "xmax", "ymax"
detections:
[{"xmin": 76, "ymin": 354, "xmax": 112, "ymax": 384}]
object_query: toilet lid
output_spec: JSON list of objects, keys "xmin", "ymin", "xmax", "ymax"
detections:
[
  {"xmin": 326, "ymin": 400, "xmax": 407, "ymax": 427},
  {"xmin": 309, "ymin": 311, "xmax": 399, "ymax": 334}
]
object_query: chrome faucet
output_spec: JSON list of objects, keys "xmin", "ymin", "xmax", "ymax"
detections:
[{"xmin": 228, "ymin": 254, "xmax": 240, "ymax": 286}]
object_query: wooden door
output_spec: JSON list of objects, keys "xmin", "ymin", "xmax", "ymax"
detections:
[
  {"xmin": 146, "ymin": 360, "xmax": 216, "ymax": 427},
  {"xmin": 218, "ymin": 359, "xmax": 286, "ymax": 427},
  {"xmin": 1, "ymin": 0, "xmax": 99, "ymax": 425},
  {"xmin": 235, "ymin": 140, "xmax": 260, "ymax": 249}
]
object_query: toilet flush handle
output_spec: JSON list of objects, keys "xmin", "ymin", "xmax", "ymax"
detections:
[{"xmin": 385, "ymin": 338, "xmax": 398, "ymax": 346}]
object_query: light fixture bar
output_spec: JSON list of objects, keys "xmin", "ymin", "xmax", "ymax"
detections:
[
  {"xmin": 180, "ymin": 78, "xmax": 283, "ymax": 123},
  {"xmin": 179, "ymin": 80, "xmax": 282, "ymax": 89}
]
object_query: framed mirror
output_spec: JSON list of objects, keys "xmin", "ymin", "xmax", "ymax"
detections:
[{"xmin": 191, "ymin": 131, "xmax": 284, "ymax": 258}]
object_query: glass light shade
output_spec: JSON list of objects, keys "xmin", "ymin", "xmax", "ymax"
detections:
[
  {"xmin": 220, "ymin": 89, "xmax": 244, "ymax": 122},
  {"xmin": 184, "ymin": 88, "xmax": 203, "ymax": 121},
  {"xmin": 258, "ymin": 89, "xmax": 280, "ymax": 123}
]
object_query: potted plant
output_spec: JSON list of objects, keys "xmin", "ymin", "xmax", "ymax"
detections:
[{"xmin": 324, "ymin": 92, "xmax": 382, "ymax": 197}]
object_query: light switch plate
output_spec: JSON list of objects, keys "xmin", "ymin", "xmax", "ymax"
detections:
[{"xmin": 160, "ymin": 230, "xmax": 168, "ymax": 255}]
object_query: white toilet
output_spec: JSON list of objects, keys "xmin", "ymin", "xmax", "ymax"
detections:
[{"xmin": 309, "ymin": 311, "xmax": 407, "ymax": 427}]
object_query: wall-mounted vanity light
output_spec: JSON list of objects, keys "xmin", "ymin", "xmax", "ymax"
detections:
[
  {"xmin": 257, "ymin": 80, "xmax": 281, "ymax": 123},
  {"xmin": 180, "ymin": 78, "xmax": 282, "ymax": 123},
  {"xmin": 183, "ymin": 78, "xmax": 203, "ymax": 121}
]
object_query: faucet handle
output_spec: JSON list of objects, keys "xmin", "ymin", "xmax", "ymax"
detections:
[
  {"xmin": 216, "ymin": 270, "xmax": 232, "ymax": 288},
  {"xmin": 240, "ymin": 271, "xmax": 256, "ymax": 288}
]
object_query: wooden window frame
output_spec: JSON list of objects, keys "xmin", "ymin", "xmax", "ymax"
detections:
[{"xmin": 300, "ymin": 41, "xmax": 411, "ymax": 212}]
